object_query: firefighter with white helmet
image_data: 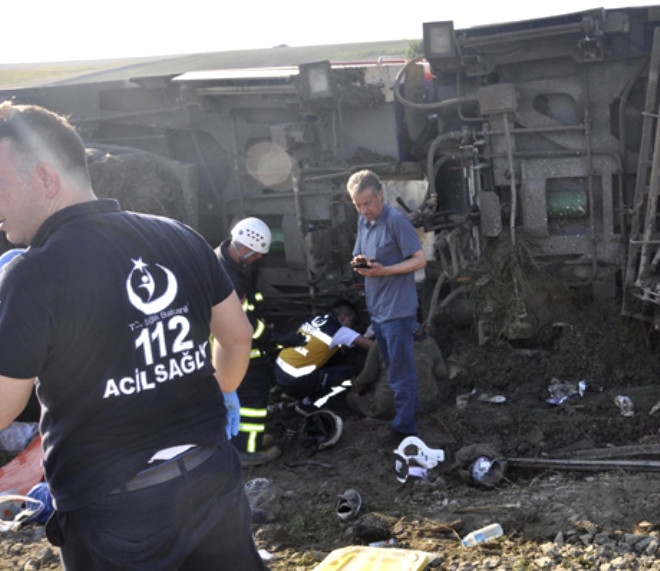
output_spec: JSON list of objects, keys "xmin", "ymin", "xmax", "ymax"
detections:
[
  {"xmin": 215, "ymin": 217, "xmax": 279, "ymax": 466},
  {"xmin": 230, "ymin": 217, "xmax": 272, "ymax": 259}
]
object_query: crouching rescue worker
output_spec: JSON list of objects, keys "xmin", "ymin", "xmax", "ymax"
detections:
[
  {"xmin": 216, "ymin": 217, "xmax": 280, "ymax": 466},
  {"xmin": 0, "ymin": 101, "xmax": 265, "ymax": 570},
  {"xmin": 274, "ymin": 300, "xmax": 373, "ymax": 414}
]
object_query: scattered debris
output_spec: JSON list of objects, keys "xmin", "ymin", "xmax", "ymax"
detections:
[
  {"xmin": 614, "ymin": 395, "xmax": 635, "ymax": 417},
  {"xmin": 546, "ymin": 378, "xmax": 587, "ymax": 405},
  {"xmin": 477, "ymin": 393, "xmax": 507, "ymax": 404},
  {"xmin": 461, "ymin": 522, "xmax": 504, "ymax": 547},
  {"xmin": 470, "ymin": 457, "xmax": 506, "ymax": 488},
  {"xmin": 507, "ymin": 457, "xmax": 660, "ymax": 473},
  {"xmin": 313, "ymin": 545, "xmax": 439, "ymax": 571},
  {"xmin": 394, "ymin": 437, "xmax": 445, "ymax": 484},
  {"xmin": 336, "ymin": 489, "xmax": 362, "ymax": 521},
  {"xmin": 0, "ymin": 436, "xmax": 44, "ymax": 496},
  {"xmin": 554, "ymin": 443, "xmax": 660, "ymax": 459}
]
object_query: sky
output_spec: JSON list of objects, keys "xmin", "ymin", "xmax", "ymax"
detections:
[{"xmin": 1, "ymin": 0, "xmax": 658, "ymax": 65}]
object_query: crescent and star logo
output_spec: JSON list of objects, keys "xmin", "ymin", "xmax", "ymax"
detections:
[
  {"xmin": 311, "ymin": 315, "xmax": 329, "ymax": 328},
  {"xmin": 126, "ymin": 257, "xmax": 178, "ymax": 315}
]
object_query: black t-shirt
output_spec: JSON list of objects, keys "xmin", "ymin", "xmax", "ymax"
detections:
[{"xmin": 0, "ymin": 200, "xmax": 234, "ymax": 510}]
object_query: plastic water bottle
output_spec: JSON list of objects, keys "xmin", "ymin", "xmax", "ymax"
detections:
[
  {"xmin": 461, "ymin": 523, "xmax": 504, "ymax": 547},
  {"xmin": 369, "ymin": 538, "xmax": 396, "ymax": 547}
]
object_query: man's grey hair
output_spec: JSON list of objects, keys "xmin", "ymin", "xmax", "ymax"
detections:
[{"xmin": 346, "ymin": 169, "xmax": 382, "ymax": 196}]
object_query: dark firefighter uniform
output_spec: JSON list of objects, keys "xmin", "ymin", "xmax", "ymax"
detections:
[{"xmin": 216, "ymin": 240, "xmax": 274, "ymax": 454}]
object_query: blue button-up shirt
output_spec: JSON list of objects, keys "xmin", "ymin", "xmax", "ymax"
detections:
[{"xmin": 352, "ymin": 203, "xmax": 422, "ymax": 322}]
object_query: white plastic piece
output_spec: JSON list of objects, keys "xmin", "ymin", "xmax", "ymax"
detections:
[
  {"xmin": 0, "ymin": 494, "xmax": 44, "ymax": 533},
  {"xmin": 394, "ymin": 436, "xmax": 445, "ymax": 468}
]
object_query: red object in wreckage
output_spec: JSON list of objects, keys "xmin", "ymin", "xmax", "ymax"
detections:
[{"xmin": 0, "ymin": 435, "xmax": 44, "ymax": 495}]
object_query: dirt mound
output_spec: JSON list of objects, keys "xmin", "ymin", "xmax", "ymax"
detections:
[{"xmin": 87, "ymin": 148, "xmax": 196, "ymax": 225}]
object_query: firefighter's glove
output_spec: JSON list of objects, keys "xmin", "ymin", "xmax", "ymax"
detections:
[
  {"xmin": 273, "ymin": 331, "xmax": 308, "ymax": 348},
  {"xmin": 223, "ymin": 391, "xmax": 240, "ymax": 439}
]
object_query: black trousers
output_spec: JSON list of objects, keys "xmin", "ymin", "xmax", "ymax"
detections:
[
  {"xmin": 232, "ymin": 357, "xmax": 273, "ymax": 453},
  {"xmin": 46, "ymin": 444, "xmax": 265, "ymax": 570}
]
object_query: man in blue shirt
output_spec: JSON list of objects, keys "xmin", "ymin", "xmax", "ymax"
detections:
[{"xmin": 347, "ymin": 169, "xmax": 427, "ymax": 447}]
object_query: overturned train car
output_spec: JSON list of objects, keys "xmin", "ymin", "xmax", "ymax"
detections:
[{"xmin": 4, "ymin": 5, "xmax": 660, "ymax": 339}]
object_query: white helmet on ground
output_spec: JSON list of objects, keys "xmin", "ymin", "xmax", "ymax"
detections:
[{"xmin": 231, "ymin": 217, "xmax": 271, "ymax": 254}]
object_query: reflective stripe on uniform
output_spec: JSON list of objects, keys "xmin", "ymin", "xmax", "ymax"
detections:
[
  {"xmin": 239, "ymin": 422, "xmax": 266, "ymax": 432},
  {"xmin": 240, "ymin": 407, "xmax": 268, "ymax": 418},
  {"xmin": 252, "ymin": 319, "xmax": 266, "ymax": 339},
  {"xmin": 247, "ymin": 431, "xmax": 258, "ymax": 453},
  {"xmin": 239, "ymin": 422, "xmax": 266, "ymax": 453},
  {"xmin": 308, "ymin": 328, "xmax": 333, "ymax": 345},
  {"xmin": 276, "ymin": 355, "xmax": 317, "ymax": 378},
  {"xmin": 239, "ymin": 406, "xmax": 267, "ymax": 453},
  {"xmin": 241, "ymin": 296, "xmax": 267, "ymax": 340}
]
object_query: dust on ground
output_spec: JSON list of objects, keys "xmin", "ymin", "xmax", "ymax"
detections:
[{"xmin": 3, "ymin": 295, "xmax": 660, "ymax": 570}]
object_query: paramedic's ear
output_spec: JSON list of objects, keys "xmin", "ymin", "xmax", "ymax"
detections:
[{"xmin": 35, "ymin": 162, "xmax": 60, "ymax": 198}]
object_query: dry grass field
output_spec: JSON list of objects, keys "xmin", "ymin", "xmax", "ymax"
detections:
[{"xmin": 0, "ymin": 39, "xmax": 417, "ymax": 90}]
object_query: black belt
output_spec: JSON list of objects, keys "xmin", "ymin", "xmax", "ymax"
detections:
[{"xmin": 111, "ymin": 446, "xmax": 217, "ymax": 494}]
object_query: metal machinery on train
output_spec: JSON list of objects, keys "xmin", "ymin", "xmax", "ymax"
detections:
[{"xmin": 4, "ymin": 5, "xmax": 660, "ymax": 338}]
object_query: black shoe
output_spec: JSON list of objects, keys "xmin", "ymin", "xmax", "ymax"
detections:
[{"xmin": 379, "ymin": 429, "xmax": 417, "ymax": 448}]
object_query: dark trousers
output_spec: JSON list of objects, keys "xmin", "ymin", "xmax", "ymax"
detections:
[
  {"xmin": 275, "ymin": 363, "xmax": 355, "ymax": 401},
  {"xmin": 372, "ymin": 316, "xmax": 419, "ymax": 434},
  {"xmin": 232, "ymin": 357, "xmax": 273, "ymax": 453},
  {"xmin": 46, "ymin": 444, "xmax": 265, "ymax": 570}
]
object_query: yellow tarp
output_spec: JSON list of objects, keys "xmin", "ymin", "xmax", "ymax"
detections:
[{"xmin": 313, "ymin": 545, "xmax": 438, "ymax": 571}]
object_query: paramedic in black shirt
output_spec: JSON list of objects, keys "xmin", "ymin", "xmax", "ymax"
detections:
[{"xmin": 0, "ymin": 101, "xmax": 266, "ymax": 570}]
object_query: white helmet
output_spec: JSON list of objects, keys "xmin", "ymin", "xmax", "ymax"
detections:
[{"xmin": 230, "ymin": 217, "xmax": 271, "ymax": 254}]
